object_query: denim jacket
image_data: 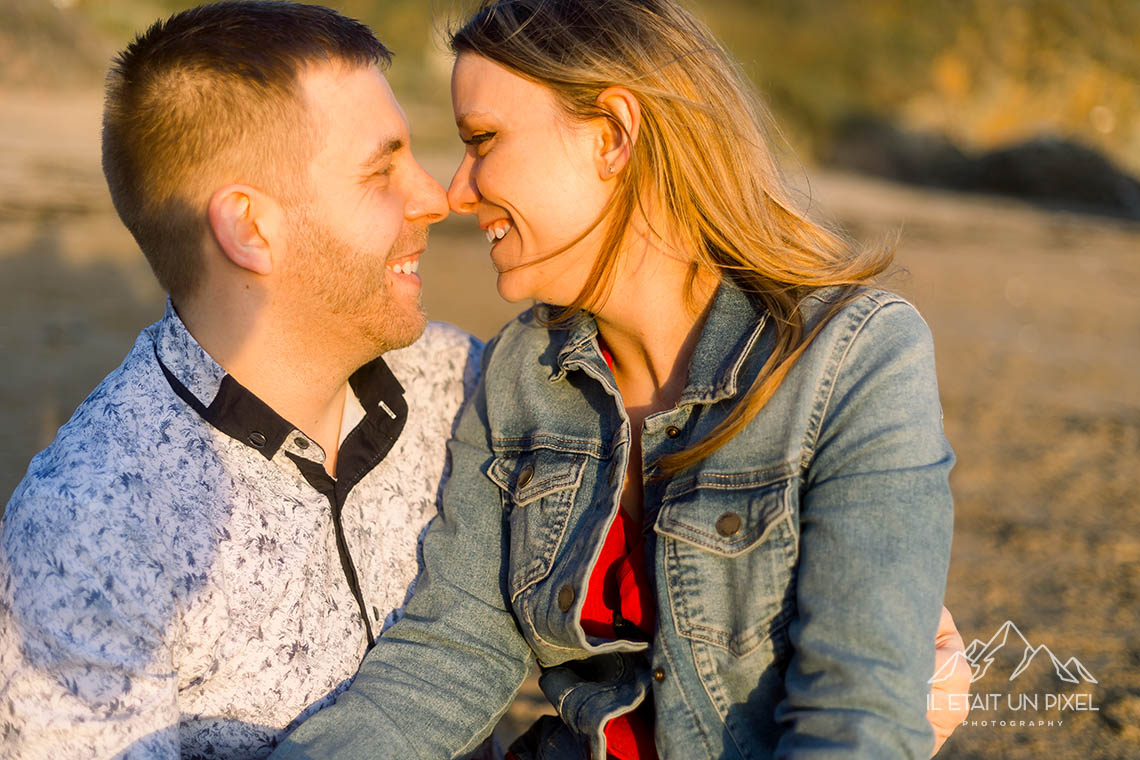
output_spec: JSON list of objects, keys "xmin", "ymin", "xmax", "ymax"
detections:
[{"xmin": 272, "ymin": 281, "xmax": 954, "ymax": 760}]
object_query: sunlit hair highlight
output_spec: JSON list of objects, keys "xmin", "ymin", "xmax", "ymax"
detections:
[{"xmin": 450, "ymin": 0, "xmax": 895, "ymax": 475}]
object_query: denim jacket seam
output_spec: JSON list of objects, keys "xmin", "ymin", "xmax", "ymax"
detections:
[
  {"xmin": 799, "ymin": 295, "xmax": 890, "ymax": 471},
  {"xmin": 690, "ymin": 643, "xmax": 750, "ymax": 759},
  {"xmin": 490, "ymin": 435, "xmax": 607, "ymax": 459},
  {"xmin": 655, "ymin": 630, "xmax": 717, "ymax": 759},
  {"xmin": 662, "ymin": 468, "xmax": 795, "ymax": 501},
  {"xmin": 684, "ymin": 603, "xmax": 795, "ymax": 656}
]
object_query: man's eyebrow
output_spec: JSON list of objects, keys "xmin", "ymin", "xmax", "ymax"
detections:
[{"xmin": 361, "ymin": 138, "xmax": 404, "ymax": 168}]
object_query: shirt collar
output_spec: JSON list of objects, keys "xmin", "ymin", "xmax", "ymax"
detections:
[
  {"xmin": 152, "ymin": 300, "xmax": 407, "ymax": 466},
  {"xmin": 549, "ymin": 276, "xmax": 768, "ymax": 406}
]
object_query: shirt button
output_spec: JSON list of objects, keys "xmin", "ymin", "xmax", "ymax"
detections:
[
  {"xmin": 557, "ymin": 584, "xmax": 576, "ymax": 612},
  {"xmin": 716, "ymin": 512, "xmax": 743, "ymax": 537},
  {"xmin": 294, "ymin": 437, "xmax": 309, "ymax": 450},
  {"xmin": 653, "ymin": 667, "xmax": 666, "ymax": 682},
  {"xmin": 665, "ymin": 425, "xmax": 681, "ymax": 439},
  {"xmin": 517, "ymin": 464, "xmax": 535, "ymax": 488},
  {"xmin": 248, "ymin": 431, "xmax": 267, "ymax": 448}
]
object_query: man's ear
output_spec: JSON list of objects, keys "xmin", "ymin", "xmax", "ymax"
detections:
[
  {"xmin": 594, "ymin": 87, "xmax": 641, "ymax": 181},
  {"xmin": 206, "ymin": 185, "xmax": 282, "ymax": 276}
]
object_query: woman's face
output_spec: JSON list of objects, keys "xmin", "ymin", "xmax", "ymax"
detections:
[{"xmin": 448, "ymin": 53, "xmax": 614, "ymax": 304}]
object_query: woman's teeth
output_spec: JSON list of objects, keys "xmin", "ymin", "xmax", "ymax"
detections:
[
  {"xmin": 484, "ymin": 221, "xmax": 512, "ymax": 243},
  {"xmin": 387, "ymin": 259, "xmax": 419, "ymax": 275}
]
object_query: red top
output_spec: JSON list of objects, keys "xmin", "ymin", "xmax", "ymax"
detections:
[{"xmin": 577, "ymin": 340, "xmax": 659, "ymax": 760}]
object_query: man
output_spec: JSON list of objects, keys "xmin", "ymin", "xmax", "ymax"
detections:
[{"xmin": 0, "ymin": 3, "xmax": 479, "ymax": 757}]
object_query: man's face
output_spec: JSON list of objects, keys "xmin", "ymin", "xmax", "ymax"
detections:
[{"xmin": 283, "ymin": 62, "xmax": 447, "ymax": 355}]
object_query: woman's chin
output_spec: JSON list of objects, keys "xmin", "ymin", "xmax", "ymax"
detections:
[{"xmin": 495, "ymin": 275, "xmax": 532, "ymax": 304}]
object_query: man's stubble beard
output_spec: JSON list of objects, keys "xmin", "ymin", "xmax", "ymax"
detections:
[{"xmin": 287, "ymin": 207, "xmax": 427, "ymax": 358}]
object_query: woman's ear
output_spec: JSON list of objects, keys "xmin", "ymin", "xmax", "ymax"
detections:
[
  {"xmin": 206, "ymin": 185, "xmax": 281, "ymax": 276},
  {"xmin": 595, "ymin": 86, "xmax": 641, "ymax": 181}
]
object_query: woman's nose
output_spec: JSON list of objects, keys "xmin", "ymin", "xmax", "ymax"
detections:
[{"xmin": 447, "ymin": 154, "xmax": 479, "ymax": 215}]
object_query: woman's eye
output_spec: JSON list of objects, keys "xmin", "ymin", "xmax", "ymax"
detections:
[{"xmin": 462, "ymin": 132, "xmax": 496, "ymax": 154}]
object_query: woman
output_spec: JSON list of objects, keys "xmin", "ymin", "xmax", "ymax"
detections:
[{"xmin": 274, "ymin": 1, "xmax": 966, "ymax": 757}]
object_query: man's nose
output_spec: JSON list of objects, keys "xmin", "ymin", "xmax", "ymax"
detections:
[{"xmin": 447, "ymin": 154, "xmax": 479, "ymax": 215}]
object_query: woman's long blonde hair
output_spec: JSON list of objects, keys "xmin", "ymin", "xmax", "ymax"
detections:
[{"xmin": 450, "ymin": 0, "xmax": 893, "ymax": 475}]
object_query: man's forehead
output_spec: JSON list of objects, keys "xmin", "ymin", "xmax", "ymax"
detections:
[{"xmin": 299, "ymin": 61, "xmax": 409, "ymax": 161}]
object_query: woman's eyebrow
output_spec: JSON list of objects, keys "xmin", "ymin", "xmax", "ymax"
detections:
[{"xmin": 454, "ymin": 111, "xmax": 493, "ymax": 130}]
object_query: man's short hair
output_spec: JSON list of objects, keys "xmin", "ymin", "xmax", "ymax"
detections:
[{"xmin": 102, "ymin": 1, "xmax": 392, "ymax": 302}]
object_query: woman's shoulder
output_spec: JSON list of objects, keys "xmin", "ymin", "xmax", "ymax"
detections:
[{"xmin": 800, "ymin": 286, "xmax": 932, "ymax": 346}]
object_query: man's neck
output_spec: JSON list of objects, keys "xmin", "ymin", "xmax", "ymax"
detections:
[{"xmin": 176, "ymin": 295, "xmax": 363, "ymax": 477}]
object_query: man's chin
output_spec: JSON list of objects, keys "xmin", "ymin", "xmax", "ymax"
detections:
[{"xmin": 365, "ymin": 304, "xmax": 428, "ymax": 355}]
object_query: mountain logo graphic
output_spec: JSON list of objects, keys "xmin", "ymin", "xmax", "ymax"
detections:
[{"xmin": 929, "ymin": 620, "xmax": 1098, "ymax": 685}]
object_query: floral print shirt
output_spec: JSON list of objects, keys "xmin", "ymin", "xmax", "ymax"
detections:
[{"xmin": 0, "ymin": 303, "xmax": 482, "ymax": 759}]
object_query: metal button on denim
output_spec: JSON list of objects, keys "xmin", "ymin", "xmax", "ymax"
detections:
[
  {"xmin": 665, "ymin": 425, "xmax": 681, "ymax": 438},
  {"xmin": 653, "ymin": 667, "xmax": 666, "ymax": 682},
  {"xmin": 716, "ymin": 512, "xmax": 743, "ymax": 537},
  {"xmin": 557, "ymin": 584, "xmax": 575, "ymax": 612},
  {"xmin": 517, "ymin": 464, "xmax": 535, "ymax": 488},
  {"xmin": 248, "ymin": 431, "xmax": 266, "ymax": 448}
]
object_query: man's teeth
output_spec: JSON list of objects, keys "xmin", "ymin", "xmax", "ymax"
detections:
[
  {"xmin": 484, "ymin": 221, "xmax": 512, "ymax": 243},
  {"xmin": 387, "ymin": 259, "xmax": 419, "ymax": 275}
]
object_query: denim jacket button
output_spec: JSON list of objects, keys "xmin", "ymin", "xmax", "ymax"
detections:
[
  {"xmin": 665, "ymin": 425, "xmax": 681, "ymax": 438},
  {"xmin": 716, "ymin": 512, "xmax": 743, "ymax": 537},
  {"xmin": 517, "ymin": 464, "xmax": 535, "ymax": 488},
  {"xmin": 557, "ymin": 584, "xmax": 576, "ymax": 612},
  {"xmin": 653, "ymin": 666, "xmax": 666, "ymax": 682}
]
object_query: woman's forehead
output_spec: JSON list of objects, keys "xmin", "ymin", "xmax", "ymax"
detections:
[{"xmin": 452, "ymin": 54, "xmax": 555, "ymax": 115}]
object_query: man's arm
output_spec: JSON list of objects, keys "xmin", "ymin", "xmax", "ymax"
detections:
[{"xmin": 1, "ymin": 475, "xmax": 180, "ymax": 759}]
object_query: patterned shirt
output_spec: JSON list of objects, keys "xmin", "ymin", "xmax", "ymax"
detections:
[{"xmin": 0, "ymin": 303, "xmax": 482, "ymax": 759}]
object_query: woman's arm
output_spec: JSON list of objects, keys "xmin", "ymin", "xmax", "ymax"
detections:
[
  {"xmin": 272, "ymin": 340, "xmax": 534, "ymax": 760},
  {"xmin": 775, "ymin": 298, "xmax": 955, "ymax": 758}
]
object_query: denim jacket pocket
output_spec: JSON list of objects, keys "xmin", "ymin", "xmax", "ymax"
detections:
[
  {"xmin": 655, "ymin": 471, "xmax": 799, "ymax": 656},
  {"xmin": 488, "ymin": 448, "xmax": 588, "ymax": 600}
]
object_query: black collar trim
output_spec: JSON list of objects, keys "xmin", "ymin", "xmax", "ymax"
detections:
[{"xmin": 155, "ymin": 347, "xmax": 408, "ymax": 477}]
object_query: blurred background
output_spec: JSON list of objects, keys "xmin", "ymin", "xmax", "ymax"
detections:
[{"xmin": 1, "ymin": 0, "xmax": 1137, "ymax": 757}]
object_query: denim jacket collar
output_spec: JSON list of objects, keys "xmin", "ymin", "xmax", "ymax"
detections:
[{"xmin": 547, "ymin": 277, "xmax": 768, "ymax": 407}]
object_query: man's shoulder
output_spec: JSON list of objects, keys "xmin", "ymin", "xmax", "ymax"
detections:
[
  {"xmin": 4, "ymin": 323, "xmax": 188, "ymax": 545},
  {"xmin": 385, "ymin": 321, "xmax": 482, "ymax": 371},
  {"xmin": 384, "ymin": 322, "xmax": 483, "ymax": 404}
]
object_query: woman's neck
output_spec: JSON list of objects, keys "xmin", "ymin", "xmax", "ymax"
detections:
[{"xmin": 592, "ymin": 234, "xmax": 719, "ymax": 414}]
